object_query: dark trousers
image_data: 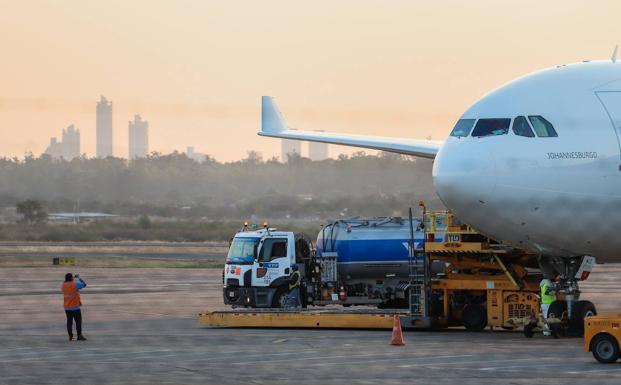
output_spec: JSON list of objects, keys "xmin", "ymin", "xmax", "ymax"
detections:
[{"xmin": 65, "ymin": 309, "xmax": 83, "ymax": 337}]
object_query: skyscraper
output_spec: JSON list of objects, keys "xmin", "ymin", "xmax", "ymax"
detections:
[
  {"xmin": 96, "ymin": 96, "xmax": 113, "ymax": 158},
  {"xmin": 186, "ymin": 146, "xmax": 207, "ymax": 163},
  {"xmin": 44, "ymin": 124, "xmax": 80, "ymax": 160},
  {"xmin": 62, "ymin": 124, "xmax": 81, "ymax": 159},
  {"xmin": 44, "ymin": 138, "xmax": 62, "ymax": 159},
  {"xmin": 281, "ymin": 131, "xmax": 301, "ymax": 162},
  {"xmin": 308, "ymin": 131, "xmax": 329, "ymax": 161},
  {"xmin": 128, "ymin": 114, "xmax": 149, "ymax": 159}
]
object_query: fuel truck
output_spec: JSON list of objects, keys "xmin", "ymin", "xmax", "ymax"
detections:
[{"xmin": 223, "ymin": 217, "xmax": 427, "ymax": 308}]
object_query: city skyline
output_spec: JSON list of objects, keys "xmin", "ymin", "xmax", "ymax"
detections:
[{"xmin": 1, "ymin": 1, "xmax": 621, "ymax": 161}]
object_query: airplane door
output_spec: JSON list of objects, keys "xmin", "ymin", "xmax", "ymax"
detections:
[{"xmin": 595, "ymin": 91, "xmax": 621, "ymax": 162}]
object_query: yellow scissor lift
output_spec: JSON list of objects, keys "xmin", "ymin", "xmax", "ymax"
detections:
[{"xmin": 199, "ymin": 210, "xmax": 541, "ymax": 330}]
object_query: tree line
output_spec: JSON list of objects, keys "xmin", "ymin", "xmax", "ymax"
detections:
[{"xmin": 0, "ymin": 151, "xmax": 441, "ymax": 220}]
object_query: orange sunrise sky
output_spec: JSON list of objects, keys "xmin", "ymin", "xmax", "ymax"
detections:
[{"xmin": 1, "ymin": 0, "xmax": 621, "ymax": 161}]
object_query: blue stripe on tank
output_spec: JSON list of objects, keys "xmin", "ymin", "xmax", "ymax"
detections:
[{"xmin": 318, "ymin": 238, "xmax": 424, "ymax": 263}]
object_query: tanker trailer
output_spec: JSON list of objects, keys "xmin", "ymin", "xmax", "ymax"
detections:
[{"xmin": 315, "ymin": 217, "xmax": 427, "ymax": 307}]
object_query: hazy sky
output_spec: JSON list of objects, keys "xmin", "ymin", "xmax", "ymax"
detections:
[{"xmin": 2, "ymin": 0, "xmax": 621, "ymax": 161}]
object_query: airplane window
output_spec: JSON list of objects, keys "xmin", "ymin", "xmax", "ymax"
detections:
[
  {"xmin": 528, "ymin": 116, "xmax": 558, "ymax": 137},
  {"xmin": 471, "ymin": 118, "xmax": 511, "ymax": 137},
  {"xmin": 449, "ymin": 119, "xmax": 475, "ymax": 137},
  {"xmin": 512, "ymin": 116, "xmax": 535, "ymax": 137}
]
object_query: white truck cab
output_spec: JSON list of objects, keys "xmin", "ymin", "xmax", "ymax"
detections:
[{"xmin": 223, "ymin": 228, "xmax": 300, "ymax": 307}]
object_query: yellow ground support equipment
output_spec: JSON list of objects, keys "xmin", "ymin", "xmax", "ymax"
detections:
[
  {"xmin": 199, "ymin": 309, "xmax": 405, "ymax": 329},
  {"xmin": 584, "ymin": 313, "xmax": 621, "ymax": 363},
  {"xmin": 53, "ymin": 257, "xmax": 76, "ymax": 266},
  {"xmin": 410, "ymin": 210, "xmax": 540, "ymax": 330}
]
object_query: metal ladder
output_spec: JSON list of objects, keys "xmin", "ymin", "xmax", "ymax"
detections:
[{"xmin": 408, "ymin": 207, "xmax": 429, "ymax": 318}]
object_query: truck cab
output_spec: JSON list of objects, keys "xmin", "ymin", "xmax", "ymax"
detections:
[{"xmin": 223, "ymin": 228, "xmax": 299, "ymax": 308}]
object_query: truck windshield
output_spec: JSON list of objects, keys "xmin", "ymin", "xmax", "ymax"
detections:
[{"xmin": 226, "ymin": 237, "xmax": 259, "ymax": 264}]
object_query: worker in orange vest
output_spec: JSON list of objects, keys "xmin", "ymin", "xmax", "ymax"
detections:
[{"xmin": 62, "ymin": 273, "xmax": 87, "ymax": 341}]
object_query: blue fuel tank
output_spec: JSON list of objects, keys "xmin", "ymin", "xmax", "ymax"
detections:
[{"xmin": 316, "ymin": 217, "xmax": 425, "ymax": 279}]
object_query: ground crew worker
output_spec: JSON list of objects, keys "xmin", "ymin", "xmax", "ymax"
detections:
[
  {"xmin": 286, "ymin": 264, "xmax": 302, "ymax": 308},
  {"xmin": 62, "ymin": 273, "xmax": 87, "ymax": 341},
  {"xmin": 540, "ymin": 277, "xmax": 556, "ymax": 336}
]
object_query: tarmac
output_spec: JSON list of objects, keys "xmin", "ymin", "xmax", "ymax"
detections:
[{"xmin": 1, "ymin": 266, "xmax": 621, "ymax": 385}]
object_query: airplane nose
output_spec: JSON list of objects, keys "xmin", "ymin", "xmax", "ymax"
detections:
[{"xmin": 432, "ymin": 140, "xmax": 497, "ymax": 220}]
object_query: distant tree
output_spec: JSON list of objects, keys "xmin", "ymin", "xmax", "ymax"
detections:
[
  {"xmin": 285, "ymin": 151, "xmax": 301, "ymax": 164},
  {"xmin": 243, "ymin": 150, "xmax": 263, "ymax": 165},
  {"xmin": 266, "ymin": 156, "xmax": 280, "ymax": 164},
  {"xmin": 16, "ymin": 200, "xmax": 48, "ymax": 225},
  {"xmin": 137, "ymin": 214, "xmax": 152, "ymax": 229}
]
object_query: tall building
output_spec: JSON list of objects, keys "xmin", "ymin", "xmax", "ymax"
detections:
[
  {"xmin": 281, "ymin": 132, "xmax": 301, "ymax": 162},
  {"xmin": 96, "ymin": 96, "xmax": 113, "ymax": 158},
  {"xmin": 44, "ymin": 124, "xmax": 81, "ymax": 160},
  {"xmin": 186, "ymin": 146, "xmax": 207, "ymax": 163},
  {"xmin": 62, "ymin": 124, "xmax": 81, "ymax": 159},
  {"xmin": 128, "ymin": 115, "xmax": 149, "ymax": 159},
  {"xmin": 308, "ymin": 131, "xmax": 329, "ymax": 161},
  {"xmin": 44, "ymin": 138, "xmax": 63, "ymax": 159}
]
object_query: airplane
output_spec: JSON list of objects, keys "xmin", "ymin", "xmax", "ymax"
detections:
[{"xmin": 259, "ymin": 52, "xmax": 621, "ymax": 322}]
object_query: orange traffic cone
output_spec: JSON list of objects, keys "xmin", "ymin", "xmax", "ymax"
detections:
[{"xmin": 390, "ymin": 315, "xmax": 405, "ymax": 346}]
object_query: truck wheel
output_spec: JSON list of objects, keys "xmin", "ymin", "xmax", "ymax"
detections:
[
  {"xmin": 569, "ymin": 300, "xmax": 597, "ymax": 336},
  {"xmin": 272, "ymin": 288, "xmax": 289, "ymax": 308},
  {"xmin": 591, "ymin": 334, "xmax": 620, "ymax": 363},
  {"xmin": 463, "ymin": 304, "xmax": 487, "ymax": 331}
]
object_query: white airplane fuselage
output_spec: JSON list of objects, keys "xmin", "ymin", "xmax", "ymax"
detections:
[
  {"xmin": 433, "ymin": 61, "xmax": 621, "ymax": 263},
  {"xmin": 260, "ymin": 60, "xmax": 621, "ymax": 264}
]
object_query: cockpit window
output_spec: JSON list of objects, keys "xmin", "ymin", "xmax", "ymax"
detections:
[
  {"xmin": 450, "ymin": 119, "xmax": 475, "ymax": 137},
  {"xmin": 512, "ymin": 116, "xmax": 535, "ymax": 137},
  {"xmin": 471, "ymin": 118, "xmax": 511, "ymax": 137},
  {"xmin": 528, "ymin": 116, "xmax": 558, "ymax": 137}
]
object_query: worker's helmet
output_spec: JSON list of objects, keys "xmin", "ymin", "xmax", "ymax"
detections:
[
  {"xmin": 65, "ymin": 273, "xmax": 73, "ymax": 282},
  {"xmin": 291, "ymin": 263, "xmax": 299, "ymax": 271}
]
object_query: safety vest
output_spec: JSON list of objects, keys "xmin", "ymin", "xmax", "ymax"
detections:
[
  {"xmin": 540, "ymin": 279, "xmax": 555, "ymax": 305},
  {"xmin": 62, "ymin": 281, "xmax": 81, "ymax": 308}
]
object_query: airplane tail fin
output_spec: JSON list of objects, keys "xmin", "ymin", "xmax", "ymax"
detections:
[{"xmin": 261, "ymin": 96, "xmax": 287, "ymax": 133}]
